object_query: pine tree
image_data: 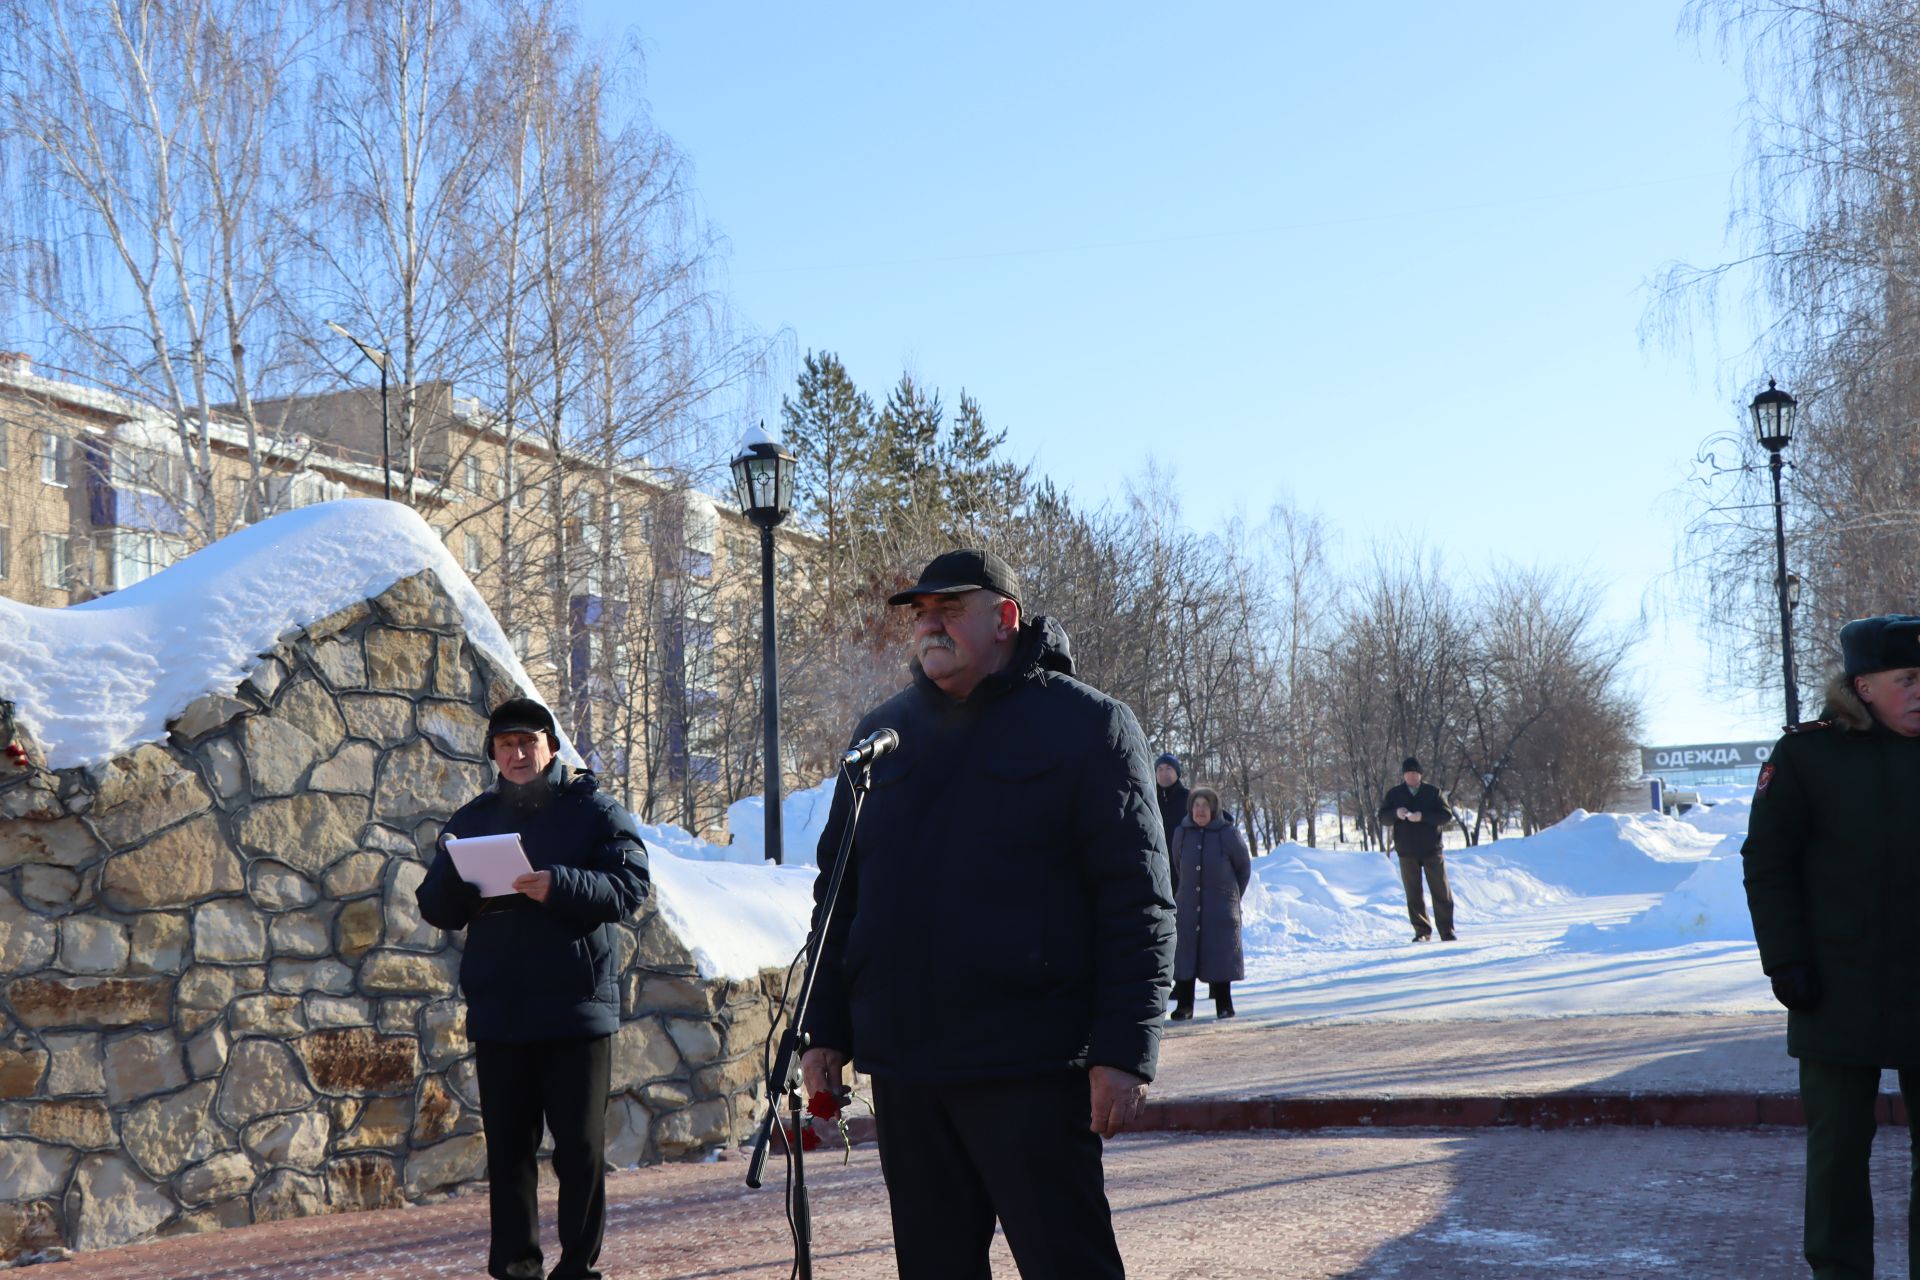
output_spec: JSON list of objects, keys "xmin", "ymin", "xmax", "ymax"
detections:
[
  {"xmin": 871, "ymin": 372, "xmax": 946, "ymax": 525},
  {"xmin": 941, "ymin": 390, "xmax": 1029, "ymax": 542},
  {"xmin": 780, "ymin": 350, "xmax": 873, "ymax": 610}
]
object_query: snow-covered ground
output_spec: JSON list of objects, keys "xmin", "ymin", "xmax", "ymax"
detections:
[
  {"xmin": 1236, "ymin": 802, "xmax": 1758, "ymax": 1020},
  {"xmin": 1228, "ymin": 785, "xmax": 1772, "ymax": 1020},
  {"xmin": 666, "ymin": 780, "xmax": 1773, "ymax": 1018}
]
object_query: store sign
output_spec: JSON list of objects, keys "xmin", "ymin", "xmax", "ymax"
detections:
[{"xmin": 1640, "ymin": 742, "xmax": 1773, "ymax": 773}]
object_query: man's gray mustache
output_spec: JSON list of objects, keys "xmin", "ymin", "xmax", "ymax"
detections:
[{"xmin": 919, "ymin": 636, "xmax": 956, "ymax": 656}]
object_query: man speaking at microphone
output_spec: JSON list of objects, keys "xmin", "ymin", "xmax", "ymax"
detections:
[{"xmin": 801, "ymin": 548, "xmax": 1176, "ymax": 1280}]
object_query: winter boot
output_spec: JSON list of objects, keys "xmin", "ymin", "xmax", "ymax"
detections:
[
  {"xmin": 1211, "ymin": 982, "xmax": 1235, "ymax": 1019},
  {"xmin": 1170, "ymin": 979, "xmax": 1195, "ymax": 1021}
]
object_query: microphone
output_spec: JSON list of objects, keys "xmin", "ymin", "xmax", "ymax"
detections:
[{"xmin": 841, "ymin": 728, "xmax": 900, "ymax": 768}]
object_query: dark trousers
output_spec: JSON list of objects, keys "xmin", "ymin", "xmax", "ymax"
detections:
[
  {"xmin": 1398, "ymin": 852, "xmax": 1453, "ymax": 938},
  {"xmin": 1171, "ymin": 979, "xmax": 1232, "ymax": 1009},
  {"xmin": 871, "ymin": 1072, "xmax": 1127, "ymax": 1280},
  {"xmin": 1800, "ymin": 1059, "xmax": 1920, "ymax": 1279},
  {"xmin": 474, "ymin": 1036, "xmax": 613, "ymax": 1280}
]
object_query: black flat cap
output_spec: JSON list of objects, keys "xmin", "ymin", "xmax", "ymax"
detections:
[
  {"xmin": 487, "ymin": 697, "xmax": 558, "ymax": 746},
  {"xmin": 1840, "ymin": 615, "xmax": 1920, "ymax": 676},
  {"xmin": 888, "ymin": 548, "xmax": 1023, "ymax": 607}
]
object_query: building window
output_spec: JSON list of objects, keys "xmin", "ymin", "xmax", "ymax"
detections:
[
  {"xmin": 462, "ymin": 456, "xmax": 483, "ymax": 495},
  {"xmin": 115, "ymin": 444, "xmax": 188, "ymax": 502},
  {"xmin": 0, "ymin": 527, "xmax": 9, "ymax": 579},
  {"xmin": 463, "ymin": 532, "xmax": 483, "ymax": 574},
  {"xmin": 510, "ymin": 627, "xmax": 531, "ymax": 659},
  {"xmin": 40, "ymin": 533, "xmax": 76, "ymax": 589},
  {"xmin": 38, "ymin": 433, "xmax": 70, "ymax": 487},
  {"xmin": 113, "ymin": 532, "xmax": 184, "ymax": 589},
  {"xmin": 0, "ymin": 426, "xmax": 10, "ymax": 470}
]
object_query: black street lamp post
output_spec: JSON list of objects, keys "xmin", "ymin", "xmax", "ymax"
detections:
[
  {"xmin": 730, "ymin": 429, "xmax": 796, "ymax": 865},
  {"xmin": 326, "ymin": 321, "xmax": 393, "ymax": 501},
  {"xmin": 1751, "ymin": 378, "xmax": 1801, "ymax": 726}
]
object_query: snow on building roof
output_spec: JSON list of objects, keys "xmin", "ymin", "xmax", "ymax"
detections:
[{"xmin": 0, "ymin": 498, "xmax": 560, "ymax": 770}]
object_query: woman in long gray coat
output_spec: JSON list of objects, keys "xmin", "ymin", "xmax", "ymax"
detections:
[{"xmin": 1169, "ymin": 786, "xmax": 1253, "ymax": 1020}]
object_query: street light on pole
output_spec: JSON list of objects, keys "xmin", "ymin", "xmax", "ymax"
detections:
[
  {"xmin": 730, "ymin": 425, "xmax": 796, "ymax": 865},
  {"xmin": 1751, "ymin": 377, "xmax": 1801, "ymax": 726},
  {"xmin": 325, "ymin": 321, "xmax": 393, "ymax": 501}
]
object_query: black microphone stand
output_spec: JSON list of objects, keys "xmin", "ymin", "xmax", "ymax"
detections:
[{"xmin": 745, "ymin": 759, "xmax": 873, "ymax": 1279}]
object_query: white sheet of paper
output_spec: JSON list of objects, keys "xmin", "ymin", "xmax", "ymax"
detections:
[{"xmin": 444, "ymin": 833, "xmax": 536, "ymax": 897}]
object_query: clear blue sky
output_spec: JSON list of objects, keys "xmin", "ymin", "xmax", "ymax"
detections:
[{"xmin": 589, "ymin": 2, "xmax": 1784, "ymax": 746}]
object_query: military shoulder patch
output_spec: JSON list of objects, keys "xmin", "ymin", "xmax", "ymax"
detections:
[{"xmin": 1755, "ymin": 762, "xmax": 1776, "ymax": 797}]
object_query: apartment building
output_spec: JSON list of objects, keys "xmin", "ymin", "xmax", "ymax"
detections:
[{"xmin": 0, "ymin": 356, "xmax": 798, "ymax": 835}]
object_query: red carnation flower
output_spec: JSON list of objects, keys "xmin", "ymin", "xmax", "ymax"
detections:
[{"xmin": 808, "ymin": 1090, "xmax": 843, "ymax": 1121}]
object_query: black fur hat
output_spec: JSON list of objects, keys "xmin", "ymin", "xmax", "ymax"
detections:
[{"xmin": 1840, "ymin": 615, "xmax": 1920, "ymax": 677}]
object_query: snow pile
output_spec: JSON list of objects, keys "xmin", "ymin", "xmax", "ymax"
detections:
[
  {"xmin": 718, "ymin": 778, "xmax": 838, "ymax": 867},
  {"xmin": 623, "ymin": 780, "xmax": 839, "ymax": 980},
  {"xmin": 1670, "ymin": 791, "xmax": 1756, "ymax": 839},
  {"xmin": 0, "ymin": 499, "xmax": 563, "ymax": 769},
  {"xmin": 1563, "ymin": 856, "xmax": 1753, "ymax": 949},
  {"xmin": 1241, "ymin": 844, "xmax": 1573, "ymax": 953},
  {"xmin": 1478, "ymin": 808, "xmax": 1724, "ymax": 896},
  {"xmin": 646, "ymin": 849, "xmax": 815, "ymax": 981},
  {"xmin": 1559, "ymin": 787, "xmax": 1757, "ymax": 948}
]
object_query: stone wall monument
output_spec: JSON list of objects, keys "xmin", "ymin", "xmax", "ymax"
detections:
[{"xmin": 0, "ymin": 570, "xmax": 779, "ymax": 1261}]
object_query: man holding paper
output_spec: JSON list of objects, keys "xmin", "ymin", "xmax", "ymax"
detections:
[{"xmin": 416, "ymin": 697, "xmax": 649, "ymax": 1280}]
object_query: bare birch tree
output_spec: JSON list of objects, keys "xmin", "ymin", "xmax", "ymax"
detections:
[{"xmin": 0, "ymin": 0, "xmax": 319, "ymax": 541}]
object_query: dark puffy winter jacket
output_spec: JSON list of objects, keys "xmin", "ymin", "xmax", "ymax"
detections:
[
  {"xmin": 416, "ymin": 761, "xmax": 650, "ymax": 1043},
  {"xmin": 1378, "ymin": 782, "xmax": 1452, "ymax": 858},
  {"xmin": 1743, "ymin": 714, "xmax": 1920, "ymax": 1065},
  {"xmin": 801, "ymin": 616, "xmax": 1177, "ymax": 1083},
  {"xmin": 1156, "ymin": 780, "xmax": 1190, "ymax": 868}
]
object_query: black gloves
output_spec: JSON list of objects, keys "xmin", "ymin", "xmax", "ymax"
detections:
[{"xmin": 1768, "ymin": 963, "xmax": 1822, "ymax": 1012}]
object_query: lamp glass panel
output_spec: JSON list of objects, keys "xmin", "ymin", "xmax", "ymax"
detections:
[
  {"xmin": 750, "ymin": 458, "xmax": 778, "ymax": 509},
  {"xmin": 773, "ymin": 456, "xmax": 795, "ymax": 514},
  {"xmin": 729, "ymin": 459, "xmax": 754, "ymax": 513}
]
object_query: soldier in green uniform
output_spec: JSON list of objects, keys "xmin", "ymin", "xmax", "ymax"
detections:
[{"xmin": 1744, "ymin": 614, "xmax": 1920, "ymax": 1280}]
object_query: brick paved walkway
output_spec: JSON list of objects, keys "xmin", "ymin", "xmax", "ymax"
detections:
[
  {"xmin": 46, "ymin": 1015, "xmax": 1901, "ymax": 1278},
  {"xmin": 47, "ymin": 1125, "xmax": 1907, "ymax": 1278}
]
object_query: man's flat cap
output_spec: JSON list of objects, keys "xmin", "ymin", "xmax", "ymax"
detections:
[
  {"xmin": 487, "ymin": 697, "xmax": 558, "ymax": 744},
  {"xmin": 888, "ymin": 549, "xmax": 1023, "ymax": 607},
  {"xmin": 1840, "ymin": 615, "xmax": 1920, "ymax": 676}
]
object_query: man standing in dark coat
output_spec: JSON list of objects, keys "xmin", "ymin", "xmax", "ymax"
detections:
[
  {"xmin": 1379, "ymin": 757, "xmax": 1456, "ymax": 942},
  {"xmin": 799, "ymin": 548, "xmax": 1176, "ymax": 1280},
  {"xmin": 416, "ymin": 697, "xmax": 650, "ymax": 1280},
  {"xmin": 1744, "ymin": 614, "xmax": 1920, "ymax": 1280},
  {"xmin": 1154, "ymin": 753, "xmax": 1189, "ymax": 868}
]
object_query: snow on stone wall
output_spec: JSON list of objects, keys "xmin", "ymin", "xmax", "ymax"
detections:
[{"xmin": 0, "ymin": 570, "xmax": 779, "ymax": 1261}]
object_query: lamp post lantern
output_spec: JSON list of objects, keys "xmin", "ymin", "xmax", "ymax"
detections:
[
  {"xmin": 1751, "ymin": 378, "xmax": 1801, "ymax": 726},
  {"xmin": 730, "ymin": 427, "xmax": 796, "ymax": 865},
  {"xmin": 325, "ymin": 321, "xmax": 393, "ymax": 501}
]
